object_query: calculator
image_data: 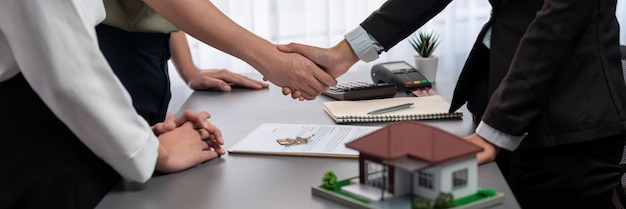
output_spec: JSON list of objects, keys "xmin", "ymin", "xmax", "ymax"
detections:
[{"xmin": 322, "ymin": 81, "xmax": 397, "ymax": 101}]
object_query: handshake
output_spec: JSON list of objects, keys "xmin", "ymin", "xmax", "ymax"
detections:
[{"xmin": 257, "ymin": 39, "xmax": 361, "ymax": 101}]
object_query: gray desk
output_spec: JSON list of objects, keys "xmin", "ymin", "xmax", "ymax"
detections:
[{"xmin": 96, "ymin": 71, "xmax": 520, "ymax": 209}]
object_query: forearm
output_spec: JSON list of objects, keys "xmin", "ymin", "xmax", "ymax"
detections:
[
  {"xmin": 144, "ymin": 0, "xmax": 276, "ymax": 75},
  {"xmin": 145, "ymin": 0, "xmax": 337, "ymax": 99},
  {"xmin": 329, "ymin": 39, "xmax": 360, "ymax": 77},
  {"xmin": 169, "ymin": 31, "xmax": 199, "ymax": 83},
  {"xmin": 360, "ymin": 0, "xmax": 452, "ymax": 49}
]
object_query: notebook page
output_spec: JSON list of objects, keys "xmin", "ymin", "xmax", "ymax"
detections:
[{"xmin": 323, "ymin": 95, "xmax": 462, "ymax": 123}]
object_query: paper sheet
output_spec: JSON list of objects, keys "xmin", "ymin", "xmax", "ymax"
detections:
[{"xmin": 228, "ymin": 123, "xmax": 381, "ymax": 158}]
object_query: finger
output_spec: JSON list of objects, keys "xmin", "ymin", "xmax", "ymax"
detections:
[
  {"xmin": 197, "ymin": 128, "xmax": 211, "ymax": 140},
  {"xmin": 198, "ymin": 76, "xmax": 232, "ymax": 91},
  {"xmin": 204, "ymin": 121, "xmax": 224, "ymax": 145},
  {"xmin": 298, "ymin": 85, "xmax": 323, "ymax": 100},
  {"xmin": 215, "ymin": 79, "xmax": 232, "ymax": 92},
  {"xmin": 189, "ymin": 76, "xmax": 232, "ymax": 92},
  {"xmin": 289, "ymin": 90, "xmax": 303, "ymax": 100},
  {"xmin": 214, "ymin": 146, "xmax": 226, "ymax": 155},
  {"xmin": 282, "ymin": 87, "xmax": 292, "ymax": 95},
  {"xmin": 278, "ymin": 43, "xmax": 326, "ymax": 65},
  {"xmin": 277, "ymin": 43, "xmax": 302, "ymax": 53},
  {"xmin": 254, "ymin": 79, "xmax": 270, "ymax": 88},
  {"xmin": 198, "ymin": 70, "xmax": 235, "ymax": 91},
  {"xmin": 199, "ymin": 150, "xmax": 221, "ymax": 162},
  {"xmin": 213, "ymin": 145, "xmax": 226, "ymax": 155},
  {"xmin": 151, "ymin": 112, "xmax": 176, "ymax": 135},
  {"xmin": 216, "ymin": 72, "xmax": 268, "ymax": 90},
  {"xmin": 151, "ymin": 122, "xmax": 164, "ymax": 135},
  {"xmin": 204, "ymin": 138, "xmax": 225, "ymax": 154},
  {"xmin": 175, "ymin": 110, "xmax": 211, "ymax": 128},
  {"xmin": 231, "ymin": 76, "xmax": 269, "ymax": 89},
  {"xmin": 300, "ymin": 62, "xmax": 334, "ymax": 95},
  {"xmin": 277, "ymin": 43, "xmax": 296, "ymax": 53},
  {"xmin": 163, "ymin": 112, "xmax": 176, "ymax": 132},
  {"xmin": 200, "ymin": 139, "xmax": 211, "ymax": 150},
  {"xmin": 313, "ymin": 70, "xmax": 337, "ymax": 88},
  {"xmin": 292, "ymin": 80, "xmax": 322, "ymax": 100},
  {"xmin": 297, "ymin": 77, "xmax": 330, "ymax": 100}
]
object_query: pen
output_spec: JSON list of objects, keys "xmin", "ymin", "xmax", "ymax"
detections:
[{"xmin": 367, "ymin": 102, "xmax": 414, "ymax": 115}]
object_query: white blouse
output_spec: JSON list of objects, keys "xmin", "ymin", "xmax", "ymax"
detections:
[{"xmin": 0, "ymin": 0, "xmax": 159, "ymax": 183}]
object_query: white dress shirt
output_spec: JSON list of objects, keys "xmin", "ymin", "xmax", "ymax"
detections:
[
  {"xmin": 345, "ymin": 26, "xmax": 524, "ymax": 151},
  {"xmin": 0, "ymin": 0, "xmax": 158, "ymax": 182}
]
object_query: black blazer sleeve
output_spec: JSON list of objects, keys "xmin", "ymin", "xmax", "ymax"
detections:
[
  {"xmin": 360, "ymin": 0, "xmax": 453, "ymax": 51},
  {"xmin": 483, "ymin": 0, "xmax": 626, "ymax": 137}
]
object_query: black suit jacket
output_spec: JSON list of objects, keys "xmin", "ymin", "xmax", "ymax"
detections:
[{"xmin": 361, "ymin": 0, "xmax": 626, "ymax": 150}]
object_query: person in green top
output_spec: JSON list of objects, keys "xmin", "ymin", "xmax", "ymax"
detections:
[{"xmin": 96, "ymin": 0, "xmax": 336, "ymax": 125}]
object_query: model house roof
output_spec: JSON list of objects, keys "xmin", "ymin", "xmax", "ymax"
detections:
[{"xmin": 345, "ymin": 120, "xmax": 483, "ymax": 165}]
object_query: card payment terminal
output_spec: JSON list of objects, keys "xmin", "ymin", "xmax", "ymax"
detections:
[{"xmin": 371, "ymin": 61, "xmax": 431, "ymax": 92}]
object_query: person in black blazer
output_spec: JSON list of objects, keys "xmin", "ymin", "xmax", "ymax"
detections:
[{"xmin": 279, "ymin": 0, "xmax": 626, "ymax": 208}]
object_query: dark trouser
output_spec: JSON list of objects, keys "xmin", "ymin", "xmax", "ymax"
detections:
[
  {"xmin": 96, "ymin": 24, "xmax": 172, "ymax": 126},
  {"xmin": 0, "ymin": 74, "xmax": 120, "ymax": 209},
  {"xmin": 503, "ymin": 134, "xmax": 625, "ymax": 209}
]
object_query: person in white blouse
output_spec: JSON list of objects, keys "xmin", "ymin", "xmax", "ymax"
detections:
[{"xmin": 0, "ymin": 1, "xmax": 225, "ymax": 209}]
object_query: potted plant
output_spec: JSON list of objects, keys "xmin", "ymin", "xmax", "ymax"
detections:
[{"xmin": 409, "ymin": 30, "xmax": 440, "ymax": 83}]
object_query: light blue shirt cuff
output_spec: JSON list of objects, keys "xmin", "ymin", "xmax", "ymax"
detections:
[
  {"xmin": 475, "ymin": 121, "xmax": 525, "ymax": 151},
  {"xmin": 345, "ymin": 26, "xmax": 384, "ymax": 62}
]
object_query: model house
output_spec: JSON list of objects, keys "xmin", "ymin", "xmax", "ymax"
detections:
[{"xmin": 342, "ymin": 120, "xmax": 483, "ymax": 201}]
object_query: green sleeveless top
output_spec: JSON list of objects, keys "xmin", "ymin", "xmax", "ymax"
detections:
[{"xmin": 102, "ymin": 0, "xmax": 178, "ymax": 33}]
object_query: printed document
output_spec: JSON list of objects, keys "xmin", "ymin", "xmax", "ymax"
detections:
[{"xmin": 229, "ymin": 123, "xmax": 381, "ymax": 158}]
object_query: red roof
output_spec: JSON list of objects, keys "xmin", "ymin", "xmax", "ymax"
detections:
[{"xmin": 345, "ymin": 120, "xmax": 483, "ymax": 165}]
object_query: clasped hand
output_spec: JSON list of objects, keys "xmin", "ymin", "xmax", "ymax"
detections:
[{"xmin": 151, "ymin": 110, "xmax": 225, "ymax": 173}]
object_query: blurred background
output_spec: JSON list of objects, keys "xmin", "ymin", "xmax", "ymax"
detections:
[{"xmin": 168, "ymin": 0, "xmax": 626, "ymax": 112}]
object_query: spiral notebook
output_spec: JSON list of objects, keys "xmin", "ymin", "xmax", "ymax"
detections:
[{"xmin": 323, "ymin": 95, "xmax": 463, "ymax": 123}]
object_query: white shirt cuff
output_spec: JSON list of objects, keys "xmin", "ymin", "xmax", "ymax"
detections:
[
  {"xmin": 345, "ymin": 26, "xmax": 384, "ymax": 62},
  {"xmin": 475, "ymin": 121, "xmax": 525, "ymax": 151},
  {"xmin": 482, "ymin": 27, "xmax": 492, "ymax": 49}
]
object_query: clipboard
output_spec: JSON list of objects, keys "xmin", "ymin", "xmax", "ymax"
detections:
[{"xmin": 228, "ymin": 123, "xmax": 381, "ymax": 158}]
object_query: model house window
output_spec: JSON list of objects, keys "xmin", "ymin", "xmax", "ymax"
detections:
[
  {"xmin": 452, "ymin": 168, "xmax": 468, "ymax": 189},
  {"xmin": 418, "ymin": 171, "xmax": 433, "ymax": 189},
  {"xmin": 364, "ymin": 160, "xmax": 388, "ymax": 190}
]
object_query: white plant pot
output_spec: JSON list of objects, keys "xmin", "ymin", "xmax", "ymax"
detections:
[{"xmin": 413, "ymin": 55, "xmax": 439, "ymax": 83}]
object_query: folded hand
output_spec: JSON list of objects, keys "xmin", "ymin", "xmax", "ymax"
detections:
[{"xmin": 155, "ymin": 121, "xmax": 224, "ymax": 173}]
